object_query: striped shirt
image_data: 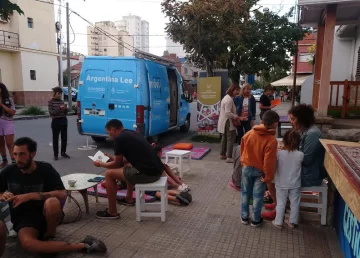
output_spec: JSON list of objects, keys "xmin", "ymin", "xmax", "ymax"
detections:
[{"xmin": 48, "ymin": 98, "xmax": 68, "ymax": 118}]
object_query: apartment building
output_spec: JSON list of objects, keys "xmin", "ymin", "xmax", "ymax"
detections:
[
  {"xmin": 165, "ymin": 37, "xmax": 186, "ymax": 58},
  {"xmin": 87, "ymin": 21, "xmax": 134, "ymax": 57},
  {"xmin": 116, "ymin": 14, "xmax": 150, "ymax": 52},
  {"xmin": 0, "ymin": 0, "xmax": 58, "ymax": 106}
]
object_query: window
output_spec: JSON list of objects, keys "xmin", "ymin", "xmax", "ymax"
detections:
[
  {"xmin": 30, "ymin": 70, "xmax": 36, "ymax": 80},
  {"xmin": 356, "ymin": 47, "xmax": 360, "ymax": 81},
  {"xmin": 299, "ymin": 53, "xmax": 313, "ymax": 63},
  {"xmin": 27, "ymin": 18, "xmax": 34, "ymax": 28},
  {"xmin": 104, "ymin": 48, "xmax": 107, "ymax": 52}
]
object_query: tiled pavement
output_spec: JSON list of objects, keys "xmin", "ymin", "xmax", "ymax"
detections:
[{"xmin": 3, "ymin": 143, "xmax": 343, "ymax": 258}]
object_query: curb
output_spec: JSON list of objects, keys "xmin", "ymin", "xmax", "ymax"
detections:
[{"xmin": 13, "ymin": 113, "xmax": 77, "ymax": 121}]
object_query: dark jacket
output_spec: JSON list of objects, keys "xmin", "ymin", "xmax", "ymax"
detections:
[{"xmin": 233, "ymin": 95, "xmax": 256, "ymax": 121}]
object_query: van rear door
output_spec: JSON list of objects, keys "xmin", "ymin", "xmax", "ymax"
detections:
[
  {"xmin": 146, "ymin": 61, "xmax": 170, "ymax": 136},
  {"xmin": 79, "ymin": 64, "xmax": 108, "ymax": 136},
  {"xmin": 107, "ymin": 60, "xmax": 137, "ymax": 130}
]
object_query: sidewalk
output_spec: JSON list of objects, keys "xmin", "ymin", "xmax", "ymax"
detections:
[
  {"xmin": 13, "ymin": 106, "xmax": 76, "ymax": 121},
  {"xmin": 2, "ymin": 142, "xmax": 343, "ymax": 258}
]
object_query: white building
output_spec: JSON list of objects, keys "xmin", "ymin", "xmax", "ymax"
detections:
[
  {"xmin": 0, "ymin": 0, "xmax": 58, "ymax": 106},
  {"xmin": 165, "ymin": 37, "xmax": 186, "ymax": 58},
  {"xmin": 116, "ymin": 14, "xmax": 149, "ymax": 52},
  {"xmin": 87, "ymin": 21, "xmax": 134, "ymax": 57}
]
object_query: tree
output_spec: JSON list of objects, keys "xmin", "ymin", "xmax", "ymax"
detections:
[
  {"xmin": 162, "ymin": 0, "xmax": 256, "ymax": 76},
  {"xmin": 0, "ymin": 0, "xmax": 23, "ymax": 21},
  {"xmin": 228, "ymin": 8, "xmax": 308, "ymax": 83}
]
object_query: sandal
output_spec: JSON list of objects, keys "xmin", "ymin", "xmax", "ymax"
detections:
[
  {"xmin": 117, "ymin": 198, "xmax": 135, "ymax": 206},
  {"xmin": 96, "ymin": 208, "xmax": 120, "ymax": 220}
]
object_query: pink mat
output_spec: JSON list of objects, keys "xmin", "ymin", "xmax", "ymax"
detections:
[
  {"xmin": 161, "ymin": 144, "xmax": 211, "ymax": 160},
  {"xmin": 87, "ymin": 184, "xmax": 156, "ymax": 202}
]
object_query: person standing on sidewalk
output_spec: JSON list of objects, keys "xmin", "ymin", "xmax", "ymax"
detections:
[
  {"xmin": 259, "ymin": 85, "xmax": 275, "ymax": 120},
  {"xmin": 218, "ymin": 83, "xmax": 244, "ymax": 163},
  {"xmin": 0, "ymin": 83, "xmax": 16, "ymax": 168},
  {"xmin": 48, "ymin": 87, "xmax": 70, "ymax": 160}
]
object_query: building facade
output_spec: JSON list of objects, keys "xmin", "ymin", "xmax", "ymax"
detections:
[
  {"xmin": 0, "ymin": 0, "xmax": 58, "ymax": 106},
  {"xmin": 292, "ymin": 33, "xmax": 316, "ymax": 74},
  {"xmin": 116, "ymin": 15, "xmax": 149, "ymax": 52},
  {"xmin": 165, "ymin": 37, "xmax": 186, "ymax": 58}
]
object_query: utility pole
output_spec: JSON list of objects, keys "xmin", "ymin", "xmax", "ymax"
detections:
[
  {"xmin": 291, "ymin": 5, "xmax": 301, "ymax": 108},
  {"xmin": 58, "ymin": 0, "xmax": 64, "ymax": 100},
  {"xmin": 66, "ymin": 2, "xmax": 72, "ymax": 108}
]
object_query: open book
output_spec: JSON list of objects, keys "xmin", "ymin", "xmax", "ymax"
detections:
[{"xmin": 88, "ymin": 150, "xmax": 110, "ymax": 163}]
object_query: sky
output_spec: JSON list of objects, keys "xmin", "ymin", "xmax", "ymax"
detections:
[{"xmin": 56, "ymin": 0, "xmax": 298, "ymax": 56}]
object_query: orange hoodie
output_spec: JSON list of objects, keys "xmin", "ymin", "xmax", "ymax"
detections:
[{"xmin": 240, "ymin": 124, "xmax": 277, "ymax": 182}]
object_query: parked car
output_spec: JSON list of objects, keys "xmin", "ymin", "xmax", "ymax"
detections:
[
  {"xmin": 253, "ymin": 91, "xmax": 262, "ymax": 102},
  {"xmin": 77, "ymin": 55, "xmax": 192, "ymax": 143},
  {"xmin": 63, "ymin": 87, "xmax": 78, "ymax": 101}
]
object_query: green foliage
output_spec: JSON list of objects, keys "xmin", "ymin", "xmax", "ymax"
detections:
[
  {"xmin": 0, "ymin": 0, "xmax": 23, "ymax": 21},
  {"xmin": 20, "ymin": 106, "xmax": 46, "ymax": 116}
]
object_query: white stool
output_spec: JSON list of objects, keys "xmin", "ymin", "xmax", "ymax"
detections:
[
  {"xmin": 135, "ymin": 177, "xmax": 168, "ymax": 222},
  {"xmin": 300, "ymin": 180, "xmax": 328, "ymax": 225},
  {"xmin": 165, "ymin": 150, "xmax": 191, "ymax": 178}
]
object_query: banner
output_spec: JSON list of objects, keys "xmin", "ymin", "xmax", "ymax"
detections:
[{"xmin": 197, "ymin": 77, "xmax": 221, "ymax": 136}]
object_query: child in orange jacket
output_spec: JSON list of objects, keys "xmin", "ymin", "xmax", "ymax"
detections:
[{"xmin": 240, "ymin": 110, "xmax": 279, "ymax": 227}]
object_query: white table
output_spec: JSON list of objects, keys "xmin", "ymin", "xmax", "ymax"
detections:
[
  {"xmin": 61, "ymin": 173, "xmax": 101, "ymax": 215},
  {"xmin": 165, "ymin": 150, "xmax": 192, "ymax": 178}
]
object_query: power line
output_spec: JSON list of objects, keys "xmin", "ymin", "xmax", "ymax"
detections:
[
  {"xmin": 70, "ymin": 32, "xmax": 164, "ymax": 37},
  {"xmin": 73, "ymin": 45, "xmax": 183, "ymax": 48}
]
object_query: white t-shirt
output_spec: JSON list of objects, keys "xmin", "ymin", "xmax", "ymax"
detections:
[
  {"xmin": 241, "ymin": 97, "xmax": 249, "ymax": 117},
  {"xmin": 275, "ymin": 150, "xmax": 304, "ymax": 189}
]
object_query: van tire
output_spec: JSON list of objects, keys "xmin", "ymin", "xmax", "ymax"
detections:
[
  {"xmin": 180, "ymin": 116, "xmax": 190, "ymax": 132},
  {"xmin": 91, "ymin": 136, "xmax": 107, "ymax": 143}
]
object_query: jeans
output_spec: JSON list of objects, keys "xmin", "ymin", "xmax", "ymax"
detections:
[
  {"xmin": 241, "ymin": 166, "xmax": 266, "ymax": 222},
  {"xmin": 220, "ymin": 120, "xmax": 236, "ymax": 158},
  {"xmin": 51, "ymin": 117, "xmax": 68, "ymax": 156},
  {"xmin": 275, "ymin": 187, "xmax": 300, "ymax": 225}
]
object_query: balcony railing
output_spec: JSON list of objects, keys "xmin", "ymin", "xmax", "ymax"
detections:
[{"xmin": 0, "ymin": 30, "xmax": 20, "ymax": 50}]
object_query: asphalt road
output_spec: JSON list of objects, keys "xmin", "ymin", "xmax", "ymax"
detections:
[{"xmin": 13, "ymin": 116, "xmax": 195, "ymax": 176}]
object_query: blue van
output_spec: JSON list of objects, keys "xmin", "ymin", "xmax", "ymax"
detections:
[{"xmin": 76, "ymin": 52, "xmax": 192, "ymax": 142}]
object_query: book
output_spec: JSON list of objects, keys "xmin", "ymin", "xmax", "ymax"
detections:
[
  {"xmin": 88, "ymin": 150, "xmax": 110, "ymax": 163},
  {"xmin": 271, "ymin": 98, "xmax": 281, "ymax": 107}
]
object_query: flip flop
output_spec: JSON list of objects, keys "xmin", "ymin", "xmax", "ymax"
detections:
[
  {"xmin": 117, "ymin": 198, "xmax": 135, "ymax": 206},
  {"xmin": 229, "ymin": 181, "xmax": 241, "ymax": 191}
]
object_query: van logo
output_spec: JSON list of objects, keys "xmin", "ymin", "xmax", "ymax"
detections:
[
  {"xmin": 206, "ymin": 84, "xmax": 212, "ymax": 89},
  {"xmin": 92, "ymin": 103, "xmax": 96, "ymax": 107},
  {"xmin": 86, "ymin": 75, "xmax": 133, "ymax": 84}
]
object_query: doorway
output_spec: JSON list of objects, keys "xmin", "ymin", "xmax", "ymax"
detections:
[{"xmin": 167, "ymin": 69, "xmax": 178, "ymax": 126}]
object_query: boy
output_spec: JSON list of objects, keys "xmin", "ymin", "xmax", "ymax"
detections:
[
  {"xmin": 240, "ymin": 110, "xmax": 279, "ymax": 227},
  {"xmin": 259, "ymin": 85, "xmax": 275, "ymax": 120}
]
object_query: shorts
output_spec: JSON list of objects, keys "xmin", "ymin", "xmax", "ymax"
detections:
[
  {"xmin": 124, "ymin": 166, "xmax": 161, "ymax": 185},
  {"xmin": 0, "ymin": 119, "xmax": 14, "ymax": 136}
]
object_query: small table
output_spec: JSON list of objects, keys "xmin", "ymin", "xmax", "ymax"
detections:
[
  {"xmin": 277, "ymin": 115, "xmax": 292, "ymax": 138},
  {"xmin": 165, "ymin": 150, "xmax": 192, "ymax": 178},
  {"xmin": 61, "ymin": 173, "xmax": 101, "ymax": 215}
]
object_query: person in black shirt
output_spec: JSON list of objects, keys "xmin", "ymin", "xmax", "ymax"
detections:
[
  {"xmin": 0, "ymin": 137, "xmax": 106, "ymax": 254},
  {"xmin": 259, "ymin": 85, "xmax": 275, "ymax": 120},
  {"xmin": 94, "ymin": 119, "xmax": 163, "ymax": 220}
]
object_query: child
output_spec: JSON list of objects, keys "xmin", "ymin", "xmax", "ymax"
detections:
[
  {"xmin": 259, "ymin": 85, "xmax": 275, "ymax": 120},
  {"xmin": 152, "ymin": 144, "xmax": 190, "ymax": 192},
  {"xmin": 272, "ymin": 130, "xmax": 303, "ymax": 229},
  {"xmin": 240, "ymin": 110, "xmax": 279, "ymax": 227}
]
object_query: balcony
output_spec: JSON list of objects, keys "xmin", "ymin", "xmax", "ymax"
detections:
[{"xmin": 0, "ymin": 30, "xmax": 20, "ymax": 51}]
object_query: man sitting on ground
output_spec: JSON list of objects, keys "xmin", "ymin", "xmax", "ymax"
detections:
[
  {"xmin": 94, "ymin": 119, "xmax": 164, "ymax": 219},
  {"xmin": 0, "ymin": 137, "xmax": 106, "ymax": 255}
]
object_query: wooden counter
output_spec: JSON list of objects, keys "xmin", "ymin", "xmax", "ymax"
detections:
[{"xmin": 320, "ymin": 139, "xmax": 360, "ymax": 221}]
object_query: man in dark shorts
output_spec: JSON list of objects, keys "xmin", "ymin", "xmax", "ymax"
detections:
[
  {"xmin": 0, "ymin": 137, "xmax": 106, "ymax": 255},
  {"xmin": 94, "ymin": 119, "xmax": 164, "ymax": 220}
]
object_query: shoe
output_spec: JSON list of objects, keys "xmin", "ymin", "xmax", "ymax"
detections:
[
  {"xmin": 54, "ymin": 156, "xmax": 58, "ymax": 161},
  {"xmin": 241, "ymin": 217, "xmax": 249, "ymax": 225},
  {"xmin": 285, "ymin": 220, "xmax": 297, "ymax": 229},
  {"xmin": 251, "ymin": 218, "xmax": 264, "ymax": 227},
  {"xmin": 81, "ymin": 235, "xmax": 107, "ymax": 253},
  {"xmin": 272, "ymin": 220, "xmax": 283, "ymax": 229},
  {"xmin": 220, "ymin": 155, "xmax": 227, "ymax": 160},
  {"xmin": 226, "ymin": 158, "xmax": 233, "ymax": 163},
  {"xmin": 96, "ymin": 209, "xmax": 120, "ymax": 220},
  {"xmin": 176, "ymin": 194, "xmax": 190, "ymax": 205},
  {"xmin": 264, "ymin": 203, "xmax": 276, "ymax": 210},
  {"xmin": 181, "ymin": 183, "xmax": 190, "ymax": 192},
  {"xmin": 61, "ymin": 153, "xmax": 71, "ymax": 159},
  {"xmin": 180, "ymin": 191, "xmax": 192, "ymax": 203},
  {"xmin": 261, "ymin": 210, "xmax": 276, "ymax": 221}
]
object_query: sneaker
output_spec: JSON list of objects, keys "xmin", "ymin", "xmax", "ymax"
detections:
[
  {"xmin": 272, "ymin": 220, "xmax": 283, "ymax": 230},
  {"xmin": 54, "ymin": 156, "xmax": 59, "ymax": 161},
  {"xmin": 251, "ymin": 218, "xmax": 264, "ymax": 227},
  {"xmin": 177, "ymin": 185, "xmax": 186, "ymax": 192},
  {"xmin": 241, "ymin": 217, "xmax": 249, "ymax": 225},
  {"xmin": 261, "ymin": 210, "xmax": 276, "ymax": 221},
  {"xmin": 264, "ymin": 203, "xmax": 276, "ymax": 211},
  {"xmin": 96, "ymin": 209, "xmax": 120, "ymax": 220},
  {"xmin": 285, "ymin": 220, "xmax": 297, "ymax": 229},
  {"xmin": 220, "ymin": 155, "xmax": 227, "ymax": 160},
  {"xmin": 81, "ymin": 235, "xmax": 107, "ymax": 253},
  {"xmin": 61, "ymin": 153, "xmax": 71, "ymax": 159},
  {"xmin": 226, "ymin": 158, "xmax": 233, "ymax": 163},
  {"xmin": 181, "ymin": 183, "xmax": 191, "ymax": 192}
]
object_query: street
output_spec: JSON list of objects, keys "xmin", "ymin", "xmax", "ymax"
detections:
[{"xmin": 13, "ymin": 117, "xmax": 195, "ymax": 176}]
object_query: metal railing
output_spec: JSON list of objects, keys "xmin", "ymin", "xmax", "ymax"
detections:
[{"xmin": 0, "ymin": 30, "xmax": 20, "ymax": 49}]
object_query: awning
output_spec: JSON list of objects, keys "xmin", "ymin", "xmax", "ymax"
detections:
[{"xmin": 271, "ymin": 74, "xmax": 310, "ymax": 87}]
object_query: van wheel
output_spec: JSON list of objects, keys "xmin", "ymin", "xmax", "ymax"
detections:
[
  {"xmin": 180, "ymin": 116, "xmax": 190, "ymax": 132},
  {"xmin": 91, "ymin": 136, "xmax": 106, "ymax": 143}
]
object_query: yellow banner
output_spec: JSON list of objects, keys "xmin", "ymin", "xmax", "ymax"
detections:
[{"xmin": 197, "ymin": 77, "xmax": 221, "ymax": 105}]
